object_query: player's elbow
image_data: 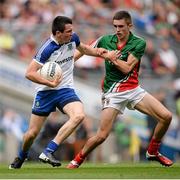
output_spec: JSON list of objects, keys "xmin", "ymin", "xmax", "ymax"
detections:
[
  {"xmin": 121, "ymin": 70, "xmax": 129, "ymax": 75},
  {"xmin": 25, "ymin": 71, "xmax": 32, "ymax": 80},
  {"xmin": 25, "ymin": 71, "xmax": 29, "ymax": 79},
  {"xmin": 121, "ymin": 67, "xmax": 132, "ymax": 75}
]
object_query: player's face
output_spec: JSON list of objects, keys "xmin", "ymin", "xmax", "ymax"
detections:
[
  {"xmin": 57, "ymin": 24, "xmax": 73, "ymax": 44},
  {"xmin": 113, "ymin": 19, "xmax": 131, "ymax": 40}
]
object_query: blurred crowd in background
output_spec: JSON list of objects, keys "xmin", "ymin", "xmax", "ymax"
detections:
[
  {"xmin": 0, "ymin": 0, "xmax": 179, "ymax": 64},
  {"xmin": 0, "ymin": 0, "xmax": 180, "ymax": 163}
]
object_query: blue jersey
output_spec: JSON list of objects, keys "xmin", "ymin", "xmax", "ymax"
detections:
[{"xmin": 33, "ymin": 32, "xmax": 80, "ymax": 92}]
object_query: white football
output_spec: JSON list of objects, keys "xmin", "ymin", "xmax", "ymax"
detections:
[{"xmin": 39, "ymin": 62, "xmax": 62, "ymax": 81}]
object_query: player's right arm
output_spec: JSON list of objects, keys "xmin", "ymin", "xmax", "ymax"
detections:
[
  {"xmin": 77, "ymin": 42, "xmax": 108, "ymax": 57},
  {"xmin": 108, "ymin": 39, "xmax": 146, "ymax": 74},
  {"xmin": 25, "ymin": 60, "xmax": 61, "ymax": 88},
  {"xmin": 74, "ymin": 34, "xmax": 106, "ymax": 61},
  {"xmin": 75, "ymin": 43, "xmax": 120, "ymax": 62},
  {"xmin": 74, "ymin": 47, "xmax": 111, "ymax": 61},
  {"xmin": 74, "ymin": 49, "xmax": 83, "ymax": 62}
]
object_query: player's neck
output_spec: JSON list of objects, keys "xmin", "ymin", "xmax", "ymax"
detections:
[
  {"xmin": 57, "ymin": 39, "xmax": 64, "ymax": 45},
  {"xmin": 53, "ymin": 35, "xmax": 65, "ymax": 45},
  {"xmin": 116, "ymin": 33, "xmax": 129, "ymax": 50},
  {"xmin": 117, "ymin": 33, "xmax": 129, "ymax": 44}
]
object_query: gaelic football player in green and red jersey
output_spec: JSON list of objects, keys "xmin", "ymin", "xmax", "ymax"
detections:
[{"xmin": 67, "ymin": 10, "xmax": 173, "ymax": 168}]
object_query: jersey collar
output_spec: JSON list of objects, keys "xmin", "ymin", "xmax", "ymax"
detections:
[
  {"xmin": 50, "ymin": 34, "xmax": 60, "ymax": 45},
  {"xmin": 111, "ymin": 31, "xmax": 133, "ymax": 43}
]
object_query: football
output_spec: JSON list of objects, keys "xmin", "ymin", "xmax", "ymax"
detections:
[{"xmin": 39, "ymin": 62, "xmax": 62, "ymax": 81}]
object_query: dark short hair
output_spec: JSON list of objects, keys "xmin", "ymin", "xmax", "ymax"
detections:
[
  {"xmin": 52, "ymin": 16, "xmax": 72, "ymax": 35},
  {"xmin": 113, "ymin": 11, "xmax": 132, "ymax": 24}
]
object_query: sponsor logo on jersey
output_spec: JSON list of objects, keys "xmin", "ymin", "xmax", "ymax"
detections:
[
  {"xmin": 56, "ymin": 56, "xmax": 73, "ymax": 65},
  {"xmin": 35, "ymin": 101, "xmax": 40, "ymax": 108},
  {"xmin": 67, "ymin": 44, "xmax": 73, "ymax": 51},
  {"xmin": 102, "ymin": 96, "xmax": 110, "ymax": 106}
]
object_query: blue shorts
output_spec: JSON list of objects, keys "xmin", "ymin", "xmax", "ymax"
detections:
[{"xmin": 32, "ymin": 88, "xmax": 81, "ymax": 116}]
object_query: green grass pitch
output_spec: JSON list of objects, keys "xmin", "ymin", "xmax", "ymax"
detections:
[{"xmin": 1, "ymin": 162, "xmax": 180, "ymax": 179}]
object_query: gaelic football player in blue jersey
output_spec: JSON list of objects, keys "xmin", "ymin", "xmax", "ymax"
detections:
[{"xmin": 9, "ymin": 16, "xmax": 119, "ymax": 169}]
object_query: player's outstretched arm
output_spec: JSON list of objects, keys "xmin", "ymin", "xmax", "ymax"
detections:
[
  {"xmin": 74, "ymin": 50, "xmax": 83, "ymax": 62},
  {"xmin": 77, "ymin": 43, "xmax": 108, "ymax": 58},
  {"xmin": 75, "ymin": 43, "xmax": 120, "ymax": 62}
]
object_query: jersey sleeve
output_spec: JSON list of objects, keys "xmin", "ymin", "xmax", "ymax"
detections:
[
  {"xmin": 89, "ymin": 36, "xmax": 103, "ymax": 48},
  {"xmin": 33, "ymin": 40, "xmax": 57, "ymax": 64},
  {"xmin": 71, "ymin": 32, "xmax": 80, "ymax": 47},
  {"xmin": 130, "ymin": 40, "xmax": 146, "ymax": 60},
  {"xmin": 34, "ymin": 47, "xmax": 51, "ymax": 64}
]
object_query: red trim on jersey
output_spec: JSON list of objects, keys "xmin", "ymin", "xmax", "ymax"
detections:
[
  {"xmin": 116, "ymin": 63, "xmax": 139, "ymax": 92},
  {"xmin": 101, "ymin": 78, "xmax": 105, "ymax": 91},
  {"xmin": 117, "ymin": 40, "xmax": 127, "ymax": 50}
]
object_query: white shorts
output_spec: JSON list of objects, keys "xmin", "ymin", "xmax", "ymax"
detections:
[{"xmin": 102, "ymin": 86, "xmax": 147, "ymax": 114}]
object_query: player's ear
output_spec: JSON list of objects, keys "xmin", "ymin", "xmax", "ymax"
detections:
[
  {"xmin": 128, "ymin": 23, "xmax": 133, "ymax": 29},
  {"xmin": 56, "ymin": 31, "xmax": 62, "ymax": 36}
]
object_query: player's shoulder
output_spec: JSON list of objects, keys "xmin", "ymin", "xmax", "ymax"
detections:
[
  {"xmin": 100, "ymin": 34, "xmax": 114, "ymax": 40},
  {"xmin": 40, "ymin": 38, "xmax": 59, "ymax": 53},
  {"xmin": 71, "ymin": 32, "xmax": 79, "ymax": 41},
  {"xmin": 35, "ymin": 37, "xmax": 59, "ymax": 60},
  {"xmin": 98, "ymin": 34, "xmax": 115, "ymax": 43},
  {"xmin": 70, "ymin": 32, "xmax": 80, "ymax": 46},
  {"xmin": 131, "ymin": 33, "xmax": 146, "ymax": 46}
]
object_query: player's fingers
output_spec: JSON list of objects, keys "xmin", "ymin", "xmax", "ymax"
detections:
[
  {"xmin": 97, "ymin": 48, "xmax": 107, "ymax": 55},
  {"xmin": 55, "ymin": 74, "xmax": 62, "ymax": 84},
  {"xmin": 115, "ymin": 50, "xmax": 121, "ymax": 56}
]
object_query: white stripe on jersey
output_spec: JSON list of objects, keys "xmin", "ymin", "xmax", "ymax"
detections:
[
  {"xmin": 90, "ymin": 36, "xmax": 103, "ymax": 48},
  {"xmin": 36, "ymin": 39, "xmax": 52, "ymax": 61}
]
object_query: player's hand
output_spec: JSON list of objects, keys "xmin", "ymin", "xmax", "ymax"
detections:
[
  {"xmin": 47, "ymin": 75, "xmax": 62, "ymax": 88},
  {"xmin": 97, "ymin": 48, "xmax": 108, "ymax": 56},
  {"xmin": 107, "ymin": 50, "xmax": 121, "ymax": 62}
]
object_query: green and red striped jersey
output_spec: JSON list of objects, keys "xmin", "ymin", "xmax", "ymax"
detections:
[{"xmin": 92, "ymin": 32, "xmax": 146, "ymax": 93}]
